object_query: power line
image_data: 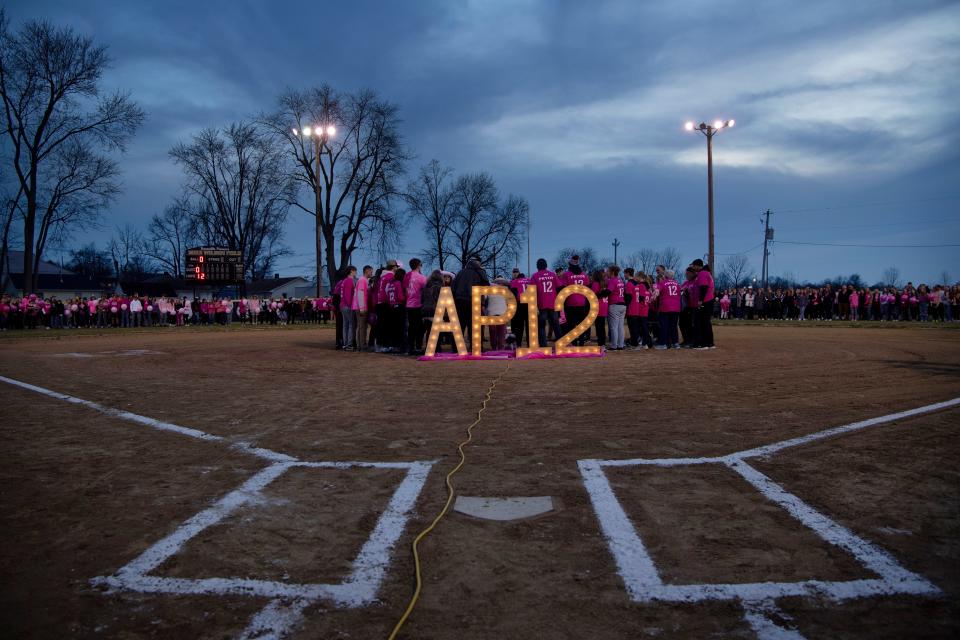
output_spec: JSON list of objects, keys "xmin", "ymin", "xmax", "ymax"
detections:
[
  {"xmin": 774, "ymin": 195, "xmax": 960, "ymax": 214},
  {"xmin": 775, "ymin": 240, "xmax": 960, "ymax": 249}
]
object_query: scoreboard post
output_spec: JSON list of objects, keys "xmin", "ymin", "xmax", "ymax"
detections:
[{"xmin": 185, "ymin": 247, "xmax": 245, "ymax": 287}]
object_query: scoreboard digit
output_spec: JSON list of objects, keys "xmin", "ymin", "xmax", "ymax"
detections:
[{"xmin": 185, "ymin": 247, "xmax": 244, "ymax": 283}]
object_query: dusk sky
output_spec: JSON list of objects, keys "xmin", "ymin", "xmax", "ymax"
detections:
[{"xmin": 7, "ymin": 0, "xmax": 960, "ymax": 285}]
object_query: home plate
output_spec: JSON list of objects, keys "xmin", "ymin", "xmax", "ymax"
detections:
[{"xmin": 453, "ymin": 496, "xmax": 556, "ymax": 521}]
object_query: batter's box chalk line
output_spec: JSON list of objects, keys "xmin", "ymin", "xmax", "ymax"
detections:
[
  {"xmin": 579, "ymin": 396, "xmax": 960, "ymax": 640},
  {"xmin": 0, "ymin": 375, "xmax": 435, "ymax": 640}
]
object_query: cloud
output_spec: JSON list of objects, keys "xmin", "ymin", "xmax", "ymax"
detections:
[{"xmin": 470, "ymin": 3, "xmax": 960, "ymax": 177}]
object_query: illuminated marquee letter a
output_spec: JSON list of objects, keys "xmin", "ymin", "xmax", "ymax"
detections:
[{"xmin": 425, "ymin": 286, "xmax": 468, "ymax": 357}]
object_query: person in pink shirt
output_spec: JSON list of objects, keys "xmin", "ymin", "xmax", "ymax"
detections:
[
  {"xmin": 353, "ymin": 265, "xmax": 373, "ymax": 350},
  {"xmin": 509, "ymin": 268, "xmax": 533, "ymax": 347},
  {"xmin": 403, "ymin": 258, "xmax": 428, "ymax": 354},
  {"xmin": 530, "ymin": 258, "xmax": 562, "ymax": 345},
  {"xmin": 691, "ymin": 259, "xmax": 716, "ymax": 349},
  {"xmin": 625, "ymin": 269, "xmax": 653, "ymax": 349},
  {"xmin": 655, "ymin": 270, "xmax": 681, "ymax": 348},
  {"xmin": 560, "ymin": 256, "xmax": 591, "ymax": 346},
  {"xmin": 605, "ymin": 265, "xmax": 627, "ymax": 350},
  {"xmin": 339, "ymin": 266, "xmax": 357, "ymax": 350},
  {"xmin": 385, "ymin": 267, "xmax": 406, "ymax": 351},
  {"xmin": 590, "ymin": 270, "xmax": 609, "ymax": 347},
  {"xmin": 374, "ymin": 260, "xmax": 399, "ymax": 351},
  {"xmin": 849, "ymin": 289, "xmax": 860, "ymax": 321}
]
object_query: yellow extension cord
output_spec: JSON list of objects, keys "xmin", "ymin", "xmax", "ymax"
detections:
[{"xmin": 387, "ymin": 362, "xmax": 512, "ymax": 640}]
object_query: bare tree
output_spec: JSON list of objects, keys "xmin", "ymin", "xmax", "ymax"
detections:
[
  {"xmin": 66, "ymin": 241, "xmax": 111, "ymax": 277},
  {"xmin": 405, "ymin": 159, "xmax": 456, "ymax": 269},
  {"xmin": 146, "ymin": 196, "xmax": 193, "ymax": 278},
  {"xmin": 939, "ymin": 270, "xmax": 951, "ymax": 285},
  {"xmin": 624, "ymin": 248, "xmax": 658, "ymax": 274},
  {"xmin": 881, "ymin": 266, "xmax": 902, "ymax": 288},
  {"xmin": 0, "ymin": 186, "xmax": 21, "ymax": 291},
  {"xmin": 444, "ymin": 172, "xmax": 528, "ymax": 269},
  {"xmin": 171, "ymin": 122, "xmax": 294, "ymax": 281},
  {"xmin": 108, "ymin": 223, "xmax": 150, "ymax": 279},
  {"xmin": 654, "ymin": 247, "xmax": 683, "ymax": 274},
  {"xmin": 261, "ymin": 86, "xmax": 408, "ymax": 292},
  {"xmin": 0, "ymin": 12, "xmax": 144, "ymax": 292},
  {"xmin": 719, "ymin": 254, "xmax": 755, "ymax": 288},
  {"xmin": 552, "ymin": 247, "xmax": 605, "ymax": 274}
]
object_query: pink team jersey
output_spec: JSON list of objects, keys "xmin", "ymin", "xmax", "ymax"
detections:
[
  {"xmin": 627, "ymin": 282, "xmax": 649, "ymax": 317},
  {"xmin": 606, "ymin": 277, "xmax": 626, "ymax": 304},
  {"xmin": 657, "ymin": 279, "xmax": 681, "ymax": 312},
  {"xmin": 339, "ymin": 277, "xmax": 355, "ymax": 308},
  {"xmin": 510, "ymin": 277, "xmax": 532, "ymax": 300},
  {"xmin": 591, "ymin": 281, "xmax": 609, "ymax": 317},
  {"xmin": 377, "ymin": 271, "xmax": 395, "ymax": 305},
  {"xmin": 385, "ymin": 279, "xmax": 405, "ymax": 306},
  {"xmin": 530, "ymin": 269, "xmax": 561, "ymax": 309},
  {"xmin": 403, "ymin": 270, "xmax": 427, "ymax": 308},
  {"xmin": 694, "ymin": 269, "xmax": 715, "ymax": 303},
  {"xmin": 561, "ymin": 271, "xmax": 590, "ymax": 306},
  {"xmin": 682, "ymin": 279, "xmax": 699, "ymax": 308}
]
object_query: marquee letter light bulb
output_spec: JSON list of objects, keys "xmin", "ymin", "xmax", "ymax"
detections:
[
  {"xmin": 471, "ymin": 285, "xmax": 517, "ymax": 356},
  {"xmin": 553, "ymin": 285, "xmax": 601, "ymax": 355},
  {"xmin": 516, "ymin": 285, "xmax": 551, "ymax": 357},
  {"xmin": 425, "ymin": 286, "xmax": 468, "ymax": 357}
]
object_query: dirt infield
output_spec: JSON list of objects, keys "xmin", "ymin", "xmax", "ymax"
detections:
[{"xmin": 1, "ymin": 324, "xmax": 958, "ymax": 639}]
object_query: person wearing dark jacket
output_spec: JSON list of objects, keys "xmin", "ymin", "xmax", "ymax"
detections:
[{"xmin": 451, "ymin": 255, "xmax": 489, "ymax": 341}]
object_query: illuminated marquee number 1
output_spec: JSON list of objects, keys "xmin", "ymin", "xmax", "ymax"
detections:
[{"xmin": 516, "ymin": 285, "xmax": 550, "ymax": 357}]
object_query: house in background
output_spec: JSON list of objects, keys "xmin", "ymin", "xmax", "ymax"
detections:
[
  {"xmin": 2, "ymin": 250, "xmax": 108, "ymax": 298},
  {"xmin": 246, "ymin": 275, "xmax": 312, "ymax": 299}
]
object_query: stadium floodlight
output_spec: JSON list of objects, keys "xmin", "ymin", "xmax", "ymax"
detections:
[
  {"xmin": 684, "ymin": 117, "xmax": 736, "ymax": 270},
  {"xmin": 292, "ymin": 123, "xmax": 338, "ymax": 296}
]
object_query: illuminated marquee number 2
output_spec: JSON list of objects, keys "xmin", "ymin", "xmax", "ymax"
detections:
[{"xmin": 552, "ymin": 285, "xmax": 601, "ymax": 355}]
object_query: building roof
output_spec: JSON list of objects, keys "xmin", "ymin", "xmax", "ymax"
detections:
[
  {"xmin": 245, "ymin": 276, "xmax": 310, "ymax": 295},
  {"xmin": 4, "ymin": 250, "xmax": 76, "ymax": 275},
  {"xmin": 7, "ymin": 272, "xmax": 109, "ymax": 295}
]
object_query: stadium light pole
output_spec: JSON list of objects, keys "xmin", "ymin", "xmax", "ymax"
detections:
[
  {"xmin": 293, "ymin": 124, "xmax": 337, "ymax": 296},
  {"xmin": 685, "ymin": 118, "xmax": 734, "ymax": 271}
]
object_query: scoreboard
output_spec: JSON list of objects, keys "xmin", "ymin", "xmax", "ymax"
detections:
[{"xmin": 185, "ymin": 247, "xmax": 244, "ymax": 283}]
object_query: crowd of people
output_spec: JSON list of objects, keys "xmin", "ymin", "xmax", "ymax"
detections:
[
  {"xmin": 328, "ymin": 255, "xmax": 718, "ymax": 355},
  {"xmin": 3, "ymin": 263, "xmax": 957, "ymax": 354},
  {"xmin": 717, "ymin": 283, "xmax": 959, "ymax": 322},
  {"xmin": 0, "ymin": 293, "xmax": 336, "ymax": 330}
]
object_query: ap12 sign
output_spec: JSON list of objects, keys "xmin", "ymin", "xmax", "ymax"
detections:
[{"xmin": 421, "ymin": 285, "xmax": 602, "ymax": 360}]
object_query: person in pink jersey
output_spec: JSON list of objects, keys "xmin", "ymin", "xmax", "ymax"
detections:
[
  {"xmin": 385, "ymin": 267, "xmax": 407, "ymax": 351},
  {"xmin": 560, "ymin": 256, "xmax": 591, "ymax": 346},
  {"xmin": 339, "ymin": 266, "xmax": 357, "ymax": 350},
  {"xmin": 849, "ymin": 289, "xmax": 860, "ymax": 321},
  {"xmin": 626, "ymin": 269, "xmax": 653, "ymax": 349},
  {"xmin": 374, "ymin": 259, "xmax": 399, "ymax": 351},
  {"xmin": 403, "ymin": 258, "xmax": 428, "ymax": 354},
  {"xmin": 530, "ymin": 258, "xmax": 562, "ymax": 345},
  {"xmin": 590, "ymin": 270, "xmax": 609, "ymax": 347},
  {"xmin": 509, "ymin": 268, "xmax": 533, "ymax": 347},
  {"xmin": 655, "ymin": 270, "xmax": 681, "ymax": 349},
  {"xmin": 353, "ymin": 265, "xmax": 373, "ymax": 350},
  {"xmin": 605, "ymin": 265, "xmax": 626, "ymax": 350},
  {"xmin": 691, "ymin": 259, "xmax": 715, "ymax": 349}
]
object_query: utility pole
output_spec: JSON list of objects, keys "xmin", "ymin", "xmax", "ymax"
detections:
[
  {"xmin": 612, "ymin": 238, "xmax": 621, "ymax": 266},
  {"xmin": 526, "ymin": 213, "xmax": 531, "ymax": 275},
  {"xmin": 761, "ymin": 209, "xmax": 773, "ymax": 290}
]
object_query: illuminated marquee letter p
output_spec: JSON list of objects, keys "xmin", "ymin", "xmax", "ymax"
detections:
[{"xmin": 470, "ymin": 285, "xmax": 517, "ymax": 356}]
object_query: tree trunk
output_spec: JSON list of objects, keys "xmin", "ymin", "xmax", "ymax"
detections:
[
  {"xmin": 324, "ymin": 229, "xmax": 337, "ymax": 293},
  {"xmin": 23, "ymin": 173, "xmax": 37, "ymax": 294}
]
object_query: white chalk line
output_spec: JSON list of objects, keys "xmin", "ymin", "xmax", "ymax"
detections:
[
  {"xmin": 0, "ymin": 375, "xmax": 435, "ymax": 639},
  {"xmin": 578, "ymin": 398, "xmax": 956, "ymax": 638},
  {"xmin": 589, "ymin": 396, "xmax": 960, "ymax": 468},
  {"xmin": 742, "ymin": 600, "xmax": 807, "ymax": 640}
]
